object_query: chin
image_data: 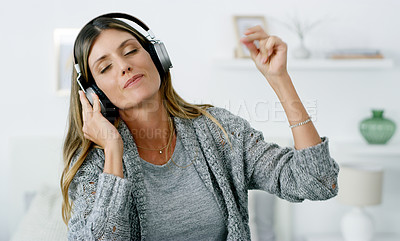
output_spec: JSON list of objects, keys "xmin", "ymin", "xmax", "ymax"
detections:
[{"xmin": 118, "ymin": 91, "xmax": 162, "ymax": 110}]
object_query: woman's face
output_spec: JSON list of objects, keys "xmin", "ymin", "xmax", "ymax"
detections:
[{"xmin": 88, "ymin": 28, "xmax": 161, "ymax": 110}]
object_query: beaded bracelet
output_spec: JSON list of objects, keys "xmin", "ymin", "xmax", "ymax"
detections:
[{"xmin": 289, "ymin": 117, "xmax": 312, "ymax": 129}]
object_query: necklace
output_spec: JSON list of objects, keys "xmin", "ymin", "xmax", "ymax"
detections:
[
  {"xmin": 135, "ymin": 117, "xmax": 174, "ymax": 154},
  {"xmin": 136, "ymin": 117, "xmax": 195, "ymax": 169},
  {"xmin": 136, "ymin": 138, "xmax": 171, "ymax": 154},
  {"xmin": 169, "ymin": 149, "xmax": 196, "ymax": 169}
]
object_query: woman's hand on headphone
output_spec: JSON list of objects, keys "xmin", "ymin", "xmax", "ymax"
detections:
[
  {"xmin": 240, "ymin": 26, "xmax": 290, "ymax": 88},
  {"xmin": 79, "ymin": 91, "xmax": 124, "ymax": 178},
  {"xmin": 79, "ymin": 91, "xmax": 122, "ymax": 150}
]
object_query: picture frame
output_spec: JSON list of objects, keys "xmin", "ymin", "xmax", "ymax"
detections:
[
  {"xmin": 233, "ymin": 15, "xmax": 267, "ymax": 58},
  {"xmin": 53, "ymin": 28, "xmax": 80, "ymax": 96}
]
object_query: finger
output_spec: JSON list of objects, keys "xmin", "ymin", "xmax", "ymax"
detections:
[
  {"xmin": 266, "ymin": 36, "xmax": 282, "ymax": 52},
  {"xmin": 79, "ymin": 91, "xmax": 93, "ymax": 111},
  {"xmin": 263, "ymin": 36, "xmax": 285, "ymax": 63},
  {"xmin": 241, "ymin": 32, "xmax": 269, "ymax": 43},
  {"xmin": 78, "ymin": 91, "xmax": 90, "ymax": 121},
  {"xmin": 242, "ymin": 26, "xmax": 269, "ymax": 42},
  {"xmin": 240, "ymin": 39, "xmax": 259, "ymax": 59},
  {"xmin": 241, "ymin": 32, "xmax": 270, "ymax": 61},
  {"xmin": 259, "ymin": 39, "xmax": 269, "ymax": 57},
  {"xmin": 243, "ymin": 25, "xmax": 267, "ymax": 36},
  {"xmin": 92, "ymin": 93, "xmax": 101, "ymax": 113}
]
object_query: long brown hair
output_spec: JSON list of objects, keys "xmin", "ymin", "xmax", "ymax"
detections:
[{"xmin": 61, "ymin": 17, "xmax": 231, "ymax": 224}]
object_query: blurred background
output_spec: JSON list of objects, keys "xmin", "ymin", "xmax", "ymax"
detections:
[{"xmin": 1, "ymin": 0, "xmax": 399, "ymax": 240}]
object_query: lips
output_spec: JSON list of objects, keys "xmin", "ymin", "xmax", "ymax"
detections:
[{"xmin": 124, "ymin": 74, "xmax": 143, "ymax": 89}]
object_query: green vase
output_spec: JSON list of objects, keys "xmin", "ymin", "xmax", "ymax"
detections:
[{"xmin": 359, "ymin": 110, "xmax": 396, "ymax": 144}]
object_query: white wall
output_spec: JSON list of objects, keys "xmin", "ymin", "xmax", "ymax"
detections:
[{"xmin": 1, "ymin": 0, "xmax": 400, "ymax": 240}]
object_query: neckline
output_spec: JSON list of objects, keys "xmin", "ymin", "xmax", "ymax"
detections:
[{"xmin": 139, "ymin": 133, "xmax": 181, "ymax": 170}]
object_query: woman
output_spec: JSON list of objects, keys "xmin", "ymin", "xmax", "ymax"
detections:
[{"xmin": 61, "ymin": 13, "xmax": 339, "ymax": 240}]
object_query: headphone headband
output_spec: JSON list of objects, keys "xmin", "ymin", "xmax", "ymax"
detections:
[
  {"xmin": 74, "ymin": 12, "xmax": 172, "ymax": 72},
  {"xmin": 87, "ymin": 13, "xmax": 154, "ymax": 38}
]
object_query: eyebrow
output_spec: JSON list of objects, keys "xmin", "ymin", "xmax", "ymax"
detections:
[{"xmin": 92, "ymin": 38, "xmax": 138, "ymax": 67}]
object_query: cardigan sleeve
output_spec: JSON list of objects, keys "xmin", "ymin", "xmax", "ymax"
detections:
[
  {"xmin": 243, "ymin": 120, "xmax": 339, "ymax": 202},
  {"xmin": 207, "ymin": 107, "xmax": 339, "ymax": 203},
  {"xmin": 67, "ymin": 149, "xmax": 134, "ymax": 240}
]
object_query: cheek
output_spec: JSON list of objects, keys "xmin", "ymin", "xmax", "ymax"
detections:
[
  {"xmin": 147, "ymin": 61, "xmax": 161, "ymax": 84},
  {"xmin": 94, "ymin": 77, "xmax": 118, "ymax": 99},
  {"xmin": 141, "ymin": 52, "xmax": 160, "ymax": 79}
]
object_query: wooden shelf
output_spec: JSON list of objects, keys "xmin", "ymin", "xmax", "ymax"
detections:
[{"xmin": 214, "ymin": 58, "xmax": 395, "ymax": 70}]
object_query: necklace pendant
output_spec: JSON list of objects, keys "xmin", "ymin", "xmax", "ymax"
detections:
[{"xmin": 159, "ymin": 150, "xmax": 163, "ymax": 154}]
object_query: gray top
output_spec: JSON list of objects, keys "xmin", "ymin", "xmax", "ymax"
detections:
[
  {"xmin": 140, "ymin": 134, "xmax": 227, "ymax": 240},
  {"xmin": 67, "ymin": 107, "xmax": 339, "ymax": 240}
]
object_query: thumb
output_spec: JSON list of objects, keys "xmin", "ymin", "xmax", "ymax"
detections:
[{"xmin": 241, "ymin": 39, "xmax": 259, "ymax": 59}]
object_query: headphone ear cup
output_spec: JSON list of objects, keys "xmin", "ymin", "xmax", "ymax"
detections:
[
  {"xmin": 90, "ymin": 83, "xmax": 107, "ymax": 101},
  {"xmin": 89, "ymin": 84, "xmax": 119, "ymax": 122},
  {"xmin": 148, "ymin": 42, "xmax": 172, "ymax": 77}
]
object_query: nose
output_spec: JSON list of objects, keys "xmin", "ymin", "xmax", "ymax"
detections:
[{"xmin": 122, "ymin": 66, "xmax": 132, "ymax": 76}]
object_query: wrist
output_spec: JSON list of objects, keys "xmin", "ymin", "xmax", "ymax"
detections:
[
  {"xmin": 265, "ymin": 70, "xmax": 290, "ymax": 81},
  {"xmin": 103, "ymin": 138, "xmax": 124, "ymax": 178},
  {"xmin": 268, "ymin": 74, "xmax": 298, "ymax": 101},
  {"xmin": 104, "ymin": 139, "xmax": 123, "ymax": 164},
  {"xmin": 104, "ymin": 135, "xmax": 123, "ymax": 151},
  {"xmin": 267, "ymin": 72, "xmax": 293, "ymax": 93}
]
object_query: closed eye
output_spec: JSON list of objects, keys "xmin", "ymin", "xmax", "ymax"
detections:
[
  {"xmin": 99, "ymin": 48, "xmax": 137, "ymax": 74},
  {"xmin": 124, "ymin": 49, "xmax": 137, "ymax": 56},
  {"xmin": 100, "ymin": 64, "xmax": 111, "ymax": 74}
]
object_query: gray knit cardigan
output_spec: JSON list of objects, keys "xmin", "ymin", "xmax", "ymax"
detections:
[{"xmin": 67, "ymin": 107, "xmax": 339, "ymax": 240}]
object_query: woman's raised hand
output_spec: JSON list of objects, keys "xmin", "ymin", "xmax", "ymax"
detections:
[
  {"xmin": 240, "ymin": 26, "xmax": 289, "ymax": 86},
  {"xmin": 78, "ymin": 91, "xmax": 122, "ymax": 150}
]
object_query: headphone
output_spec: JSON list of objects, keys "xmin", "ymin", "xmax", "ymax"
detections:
[{"xmin": 73, "ymin": 12, "xmax": 173, "ymax": 122}]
